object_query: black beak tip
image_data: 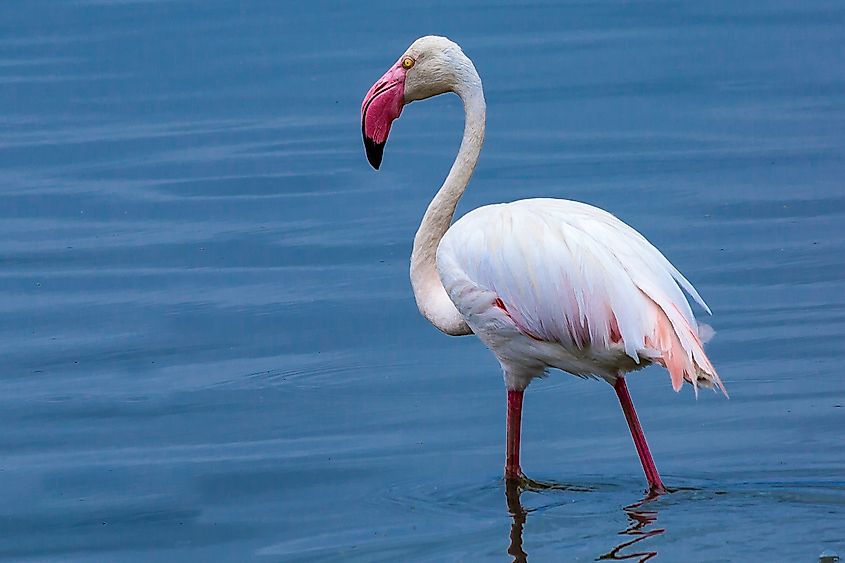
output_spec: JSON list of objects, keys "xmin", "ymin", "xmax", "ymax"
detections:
[{"xmin": 363, "ymin": 134, "xmax": 384, "ymax": 170}]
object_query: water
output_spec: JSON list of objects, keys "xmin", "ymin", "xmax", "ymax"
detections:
[{"xmin": 1, "ymin": 1, "xmax": 843, "ymax": 560}]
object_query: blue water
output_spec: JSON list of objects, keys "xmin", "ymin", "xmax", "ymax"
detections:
[{"xmin": 1, "ymin": 1, "xmax": 843, "ymax": 561}]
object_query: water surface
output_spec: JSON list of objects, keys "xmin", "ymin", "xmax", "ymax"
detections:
[{"xmin": 1, "ymin": 1, "xmax": 843, "ymax": 560}]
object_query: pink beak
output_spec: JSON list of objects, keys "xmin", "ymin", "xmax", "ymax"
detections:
[{"xmin": 361, "ymin": 64, "xmax": 407, "ymax": 169}]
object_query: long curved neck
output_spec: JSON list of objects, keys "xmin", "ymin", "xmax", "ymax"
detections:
[{"xmin": 410, "ymin": 70, "xmax": 486, "ymax": 336}]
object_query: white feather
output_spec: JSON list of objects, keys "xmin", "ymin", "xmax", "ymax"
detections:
[{"xmin": 437, "ymin": 199, "xmax": 724, "ymax": 392}]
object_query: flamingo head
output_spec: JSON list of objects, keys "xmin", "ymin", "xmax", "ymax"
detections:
[{"xmin": 361, "ymin": 36, "xmax": 469, "ymax": 169}]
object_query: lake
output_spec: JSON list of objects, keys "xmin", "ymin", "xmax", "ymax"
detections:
[{"xmin": 1, "ymin": 1, "xmax": 843, "ymax": 561}]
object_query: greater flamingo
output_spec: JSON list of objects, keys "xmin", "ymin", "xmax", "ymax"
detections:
[{"xmin": 361, "ymin": 36, "xmax": 726, "ymax": 494}]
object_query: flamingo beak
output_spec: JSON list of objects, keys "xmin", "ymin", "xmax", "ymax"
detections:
[{"xmin": 361, "ymin": 64, "xmax": 406, "ymax": 169}]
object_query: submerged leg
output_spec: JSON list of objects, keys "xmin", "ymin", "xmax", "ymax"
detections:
[
  {"xmin": 505, "ymin": 389, "xmax": 524, "ymax": 480},
  {"xmin": 613, "ymin": 377, "xmax": 666, "ymax": 494}
]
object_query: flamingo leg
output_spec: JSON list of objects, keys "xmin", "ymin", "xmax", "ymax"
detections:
[
  {"xmin": 505, "ymin": 389, "xmax": 524, "ymax": 480},
  {"xmin": 613, "ymin": 377, "xmax": 666, "ymax": 494}
]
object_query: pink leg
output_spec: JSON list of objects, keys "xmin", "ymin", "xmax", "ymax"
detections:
[
  {"xmin": 505, "ymin": 389, "xmax": 524, "ymax": 480},
  {"xmin": 614, "ymin": 377, "xmax": 666, "ymax": 494}
]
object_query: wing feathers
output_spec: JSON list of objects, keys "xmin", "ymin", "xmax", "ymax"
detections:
[{"xmin": 437, "ymin": 198, "xmax": 725, "ymax": 394}]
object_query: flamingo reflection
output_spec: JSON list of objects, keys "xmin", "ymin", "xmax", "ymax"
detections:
[
  {"xmin": 504, "ymin": 482, "xmax": 666, "ymax": 562},
  {"xmin": 597, "ymin": 495, "xmax": 665, "ymax": 562}
]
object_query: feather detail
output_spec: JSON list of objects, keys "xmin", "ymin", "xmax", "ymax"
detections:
[
  {"xmin": 436, "ymin": 198, "xmax": 726, "ymax": 394},
  {"xmin": 642, "ymin": 294, "xmax": 727, "ymax": 397}
]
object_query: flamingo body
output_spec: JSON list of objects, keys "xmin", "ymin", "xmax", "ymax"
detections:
[
  {"xmin": 361, "ymin": 35, "xmax": 726, "ymax": 492},
  {"xmin": 437, "ymin": 198, "xmax": 724, "ymax": 394}
]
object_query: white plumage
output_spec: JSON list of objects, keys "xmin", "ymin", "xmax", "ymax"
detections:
[
  {"xmin": 362, "ymin": 35, "xmax": 726, "ymax": 489},
  {"xmin": 437, "ymin": 198, "xmax": 724, "ymax": 394}
]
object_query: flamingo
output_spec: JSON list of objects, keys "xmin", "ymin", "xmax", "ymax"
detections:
[{"xmin": 361, "ymin": 36, "xmax": 726, "ymax": 494}]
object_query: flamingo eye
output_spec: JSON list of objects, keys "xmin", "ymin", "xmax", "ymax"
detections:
[{"xmin": 401, "ymin": 57, "xmax": 415, "ymax": 70}]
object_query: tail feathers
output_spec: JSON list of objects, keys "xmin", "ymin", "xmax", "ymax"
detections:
[
  {"xmin": 697, "ymin": 322, "xmax": 715, "ymax": 344},
  {"xmin": 642, "ymin": 295, "xmax": 728, "ymax": 398}
]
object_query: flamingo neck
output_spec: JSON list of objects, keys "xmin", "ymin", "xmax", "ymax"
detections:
[{"xmin": 410, "ymin": 68, "xmax": 486, "ymax": 336}]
